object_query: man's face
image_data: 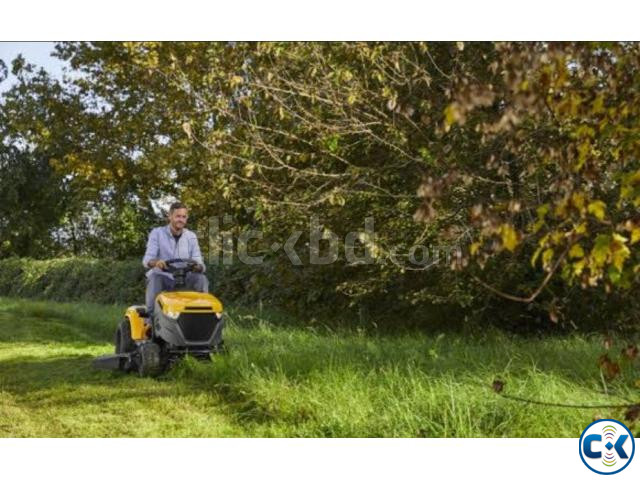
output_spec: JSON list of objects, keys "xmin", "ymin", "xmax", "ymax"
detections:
[{"xmin": 169, "ymin": 208, "xmax": 188, "ymax": 231}]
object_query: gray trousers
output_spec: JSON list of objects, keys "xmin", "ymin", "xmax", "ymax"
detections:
[{"xmin": 145, "ymin": 270, "xmax": 209, "ymax": 315}]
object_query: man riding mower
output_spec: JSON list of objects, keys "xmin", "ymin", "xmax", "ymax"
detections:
[{"xmin": 93, "ymin": 202, "xmax": 225, "ymax": 376}]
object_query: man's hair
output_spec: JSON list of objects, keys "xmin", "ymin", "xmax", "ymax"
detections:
[{"xmin": 169, "ymin": 201, "xmax": 188, "ymax": 214}]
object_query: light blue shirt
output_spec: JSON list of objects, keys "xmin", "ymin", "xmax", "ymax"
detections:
[{"xmin": 142, "ymin": 225, "xmax": 206, "ymax": 277}]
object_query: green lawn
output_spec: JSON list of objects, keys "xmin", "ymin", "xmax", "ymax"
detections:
[{"xmin": 0, "ymin": 296, "xmax": 637, "ymax": 437}]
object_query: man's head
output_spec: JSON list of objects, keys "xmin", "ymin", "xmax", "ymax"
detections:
[{"xmin": 168, "ymin": 202, "xmax": 188, "ymax": 233}]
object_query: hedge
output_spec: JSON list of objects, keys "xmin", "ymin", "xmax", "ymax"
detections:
[
  {"xmin": 0, "ymin": 256, "xmax": 378, "ymax": 324},
  {"xmin": 0, "ymin": 257, "xmax": 145, "ymax": 304},
  {"xmin": 0, "ymin": 256, "xmax": 313, "ymax": 310},
  {"xmin": 0, "ymin": 256, "xmax": 457, "ymax": 330}
]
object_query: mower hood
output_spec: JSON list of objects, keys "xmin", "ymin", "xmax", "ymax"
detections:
[{"xmin": 157, "ymin": 291, "xmax": 223, "ymax": 317}]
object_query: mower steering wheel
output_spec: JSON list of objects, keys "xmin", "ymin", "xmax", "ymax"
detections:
[{"xmin": 163, "ymin": 258, "xmax": 198, "ymax": 273}]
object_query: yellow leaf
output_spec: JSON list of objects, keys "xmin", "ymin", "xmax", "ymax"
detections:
[
  {"xmin": 611, "ymin": 234, "xmax": 630, "ymax": 271},
  {"xmin": 591, "ymin": 234, "xmax": 611, "ymax": 267},
  {"xmin": 631, "ymin": 227, "xmax": 640, "ymax": 245},
  {"xmin": 444, "ymin": 103, "xmax": 463, "ymax": 128},
  {"xmin": 628, "ymin": 170, "xmax": 640, "ymax": 186},
  {"xmin": 500, "ymin": 224, "xmax": 519, "ymax": 252},
  {"xmin": 575, "ymin": 140, "xmax": 590, "ymax": 171},
  {"xmin": 612, "ymin": 233, "xmax": 628, "ymax": 244},
  {"xmin": 571, "ymin": 192, "xmax": 585, "ymax": 211},
  {"xmin": 573, "ymin": 259, "xmax": 586, "ymax": 276},
  {"xmin": 621, "ymin": 185, "xmax": 633, "ymax": 200},
  {"xmin": 569, "ymin": 244, "xmax": 585, "ymax": 259},
  {"xmin": 592, "ymin": 94, "xmax": 604, "ymax": 114},
  {"xmin": 587, "ymin": 200, "xmax": 606, "ymax": 220},
  {"xmin": 470, "ymin": 242, "xmax": 481, "ymax": 255},
  {"xmin": 536, "ymin": 204, "xmax": 549, "ymax": 219},
  {"xmin": 530, "ymin": 219, "xmax": 545, "ymax": 233},
  {"xmin": 612, "ymin": 251, "xmax": 629, "ymax": 273},
  {"xmin": 542, "ymin": 248, "xmax": 554, "ymax": 269},
  {"xmin": 550, "ymin": 231, "xmax": 564, "ymax": 245},
  {"xmin": 243, "ymin": 162, "xmax": 255, "ymax": 178},
  {"xmin": 531, "ymin": 245, "xmax": 544, "ymax": 267},
  {"xmin": 531, "ymin": 234, "xmax": 550, "ymax": 267}
]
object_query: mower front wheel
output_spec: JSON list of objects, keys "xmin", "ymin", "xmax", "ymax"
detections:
[{"xmin": 137, "ymin": 342, "xmax": 162, "ymax": 377}]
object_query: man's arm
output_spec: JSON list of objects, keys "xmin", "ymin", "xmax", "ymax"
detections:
[
  {"xmin": 189, "ymin": 232, "xmax": 206, "ymax": 273},
  {"xmin": 142, "ymin": 229, "xmax": 161, "ymax": 269}
]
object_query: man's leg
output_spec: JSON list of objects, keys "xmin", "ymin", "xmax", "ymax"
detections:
[
  {"xmin": 146, "ymin": 271, "xmax": 172, "ymax": 315},
  {"xmin": 185, "ymin": 272, "xmax": 209, "ymax": 293}
]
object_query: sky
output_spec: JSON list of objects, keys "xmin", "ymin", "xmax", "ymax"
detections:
[{"xmin": 0, "ymin": 42, "xmax": 66, "ymax": 93}]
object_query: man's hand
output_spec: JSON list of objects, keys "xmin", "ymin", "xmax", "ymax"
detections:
[
  {"xmin": 192, "ymin": 263, "xmax": 204, "ymax": 273},
  {"xmin": 148, "ymin": 259, "xmax": 167, "ymax": 270}
]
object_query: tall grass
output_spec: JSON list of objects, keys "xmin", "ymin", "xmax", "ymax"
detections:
[{"xmin": 0, "ymin": 297, "xmax": 637, "ymax": 437}]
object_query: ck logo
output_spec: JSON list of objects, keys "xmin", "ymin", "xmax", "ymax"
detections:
[{"xmin": 579, "ymin": 419, "xmax": 635, "ymax": 475}]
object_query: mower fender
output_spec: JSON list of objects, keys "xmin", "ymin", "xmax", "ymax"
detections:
[{"xmin": 126, "ymin": 307, "xmax": 150, "ymax": 340}]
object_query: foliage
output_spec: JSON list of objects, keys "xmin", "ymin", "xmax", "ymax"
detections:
[
  {"xmin": 0, "ymin": 143, "xmax": 65, "ymax": 257},
  {"xmin": 0, "ymin": 60, "xmax": 75, "ymax": 257},
  {"xmin": 4, "ymin": 42, "xmax": 640, "ymax": 329},
  {"xmin": 2, "ymin": 42, "xmax": 484, "ymax": 324},
  {"xmin": 0, "ymin": 257, "xmax": 146, "ymax": 304},
  {"xmin": 0, "ymin": 53, "xmax": 163, "ymax": 259},
  {"xmin": 416, "ymin": 42, "xmax": 640, "ymax": 322},
  {"xmin": 0, "ymin": 257, "xmax": 449, "ymax": 329}
]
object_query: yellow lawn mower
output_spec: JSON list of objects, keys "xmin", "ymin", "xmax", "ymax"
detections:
[{"xmin": 93, "ymin": 259, "xmax": 225, "ymax": 376}]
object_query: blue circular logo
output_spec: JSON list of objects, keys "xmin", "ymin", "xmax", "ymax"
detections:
[{"xmin": 579, "ymin": 419, "xmax": 635, "ymax": 475}]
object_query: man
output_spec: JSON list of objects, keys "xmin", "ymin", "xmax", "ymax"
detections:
[{"xmin": 142, "ymin": 201, "xmax": 208, "ymax": 316}]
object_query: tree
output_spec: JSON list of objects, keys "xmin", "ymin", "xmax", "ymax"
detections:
[
  {"xmin": 416, "ymin": 42, "xmax": 640, "ymax": 325},
  {"xmin": 7, "ymin": 41, "xmax": 639, "ymax": 328},
  {"xmin": 0, "ymin": 57, "xmax": 74, "ymax": 257}
]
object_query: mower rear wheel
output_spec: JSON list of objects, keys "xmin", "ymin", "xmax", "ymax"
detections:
[
  {"xmin": 137, "ymin": 342, "xmax": 162, "ymax": 377},
  {"xmin": 115, "ymin": 319, "xmax": 136, "ymax": 372}
]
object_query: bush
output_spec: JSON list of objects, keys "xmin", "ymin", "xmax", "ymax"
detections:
[
  {"xmin": 1, "ymin": 256, "xmax": 636, "ymax": 334},
  {"xmin": 0, "ymin": 257, "xmax": 146, "ymax": 304},
  {"xmin": 0, "ymin": 257, "xmax": 300, "ymax": 309},
  {"xmin": 0, "ymin": 257, "xmax": 463, "ymax": 330}
]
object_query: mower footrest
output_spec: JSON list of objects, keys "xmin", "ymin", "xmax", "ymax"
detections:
[{"xmin": 92, "ymin": 353, "xmax": 131, "ymax": 370}]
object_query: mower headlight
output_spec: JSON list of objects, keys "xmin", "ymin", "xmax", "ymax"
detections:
[
  {"xmin": 215, "ymin": 312, "xmax": 223, "ymax": 320},
  {"xmin": 165, "ymin": 310, "xmax": 180, "ymax": 320}
]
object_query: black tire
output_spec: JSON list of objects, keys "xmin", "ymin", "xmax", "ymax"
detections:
[
  {"xmin": 158, "ymin": 343, "xmax": 170, "ymax": 372},
  {"xmin": 115, "ymin": 319, "xmax": 136, "ymax": 372},
  {"xmin": 137, "ymin": 342, "xmax": 162, "ymax": 377}
]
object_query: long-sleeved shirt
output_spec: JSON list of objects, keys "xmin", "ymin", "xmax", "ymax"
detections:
[{"xmin": 142, "ymin": 225, "xmax": 206, "ymax": 277}]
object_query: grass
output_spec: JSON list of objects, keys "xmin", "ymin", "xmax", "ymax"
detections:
[{"xmin": 0, "ymin": 296, "xmax": 638, "ymax": 437}]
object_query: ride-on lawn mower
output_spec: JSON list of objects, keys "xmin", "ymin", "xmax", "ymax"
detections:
[{"xmin": 93, "ymin": 259, "xmax": 224, "ymax": 377}]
